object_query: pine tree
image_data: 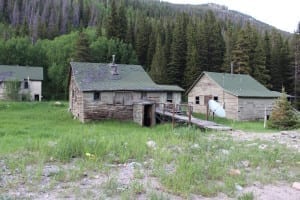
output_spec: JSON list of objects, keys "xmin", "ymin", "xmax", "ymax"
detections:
[
  {"xmin": 268, "ymin": 88, "xmax": 299, "ymax": 129},
  {"xmin": 73, "ymin": 31, "xmax": 92, "ymax": 62},
  {"xmin": 149, "ymin": 34, "xmax": 167, "ymax": 83},
  {"xmin": 125, "ymin": 18, "xmax": 135, "ymax": 45},
  {"xmin": 252, "ymin": 40, "xmax": 270, "ymax": 86},
  {"xmin": 117, "ymin": 2, "xmax": 127, "ymax": 41},
  {"xmin": 263, "ymin": 31, "xmax": 272, "ymax": 85},
  {"xmin": 146, "ymin": 26, "xmax": 156, "ymax": 70},
  {"xmin": 183, "ymin": 21, "xmax": 201, "ymax": 89},
  {"xmin": 232, "ymin": 29, "xmax": 251, "ymax": 74},
  {"xmin": 106, "ymin": 0, "xmax": 118, "ymax": 39},
  {"xmin": 293, "ymin": 22, "xmax": 300, "ymax": 109},
  {"xmin": 269, "ymin": 30, "xmax": 292, "ymax": 92},
  {"xmin": 167, "ymin": 13, "xmax": 188, "ymax": 85},
  {"xmin": 135, "ymin": 14, "xmax": 149, "ymax": 68},
  {"xmin": 222, "ymin": 22, "xmax": 238, "ymax": 72},
  {"xmin": 280, "ymin": 40, "xmax": 293, "ymax": 94},
  {"xmin": 202, "ymin": 10, "xmax": 225, "ymax": 72}
]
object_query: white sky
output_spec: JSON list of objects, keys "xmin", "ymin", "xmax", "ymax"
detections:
[{"xmin": 162, "ymin": 0, "xmax": 299, "ymax": 33}]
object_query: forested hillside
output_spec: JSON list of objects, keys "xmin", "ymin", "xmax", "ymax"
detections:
[{"xmin": 0, "ymin": 0, "xmax": 299, "ymax": 107}]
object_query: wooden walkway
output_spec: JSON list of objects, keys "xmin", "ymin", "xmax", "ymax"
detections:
[{"xmin": 155, "ymin": 108, "xmax": 232, "ymax": 131}]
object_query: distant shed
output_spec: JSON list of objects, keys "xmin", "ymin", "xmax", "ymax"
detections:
[
  {"xmin": 69, "ymin": 61, "xmax": 184, "ymax": 125},
  {"xmin": 186, "ymin": 72, "xmax": 282, "ymax": 121},
  {"xmin": 0, "ymin": 65, "xmax": 43, "ymax": 101}
]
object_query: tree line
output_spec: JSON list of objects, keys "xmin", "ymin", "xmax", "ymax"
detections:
[{"xmin": 0, "ymin": 0, "xmax": 299, "ymax": 108}]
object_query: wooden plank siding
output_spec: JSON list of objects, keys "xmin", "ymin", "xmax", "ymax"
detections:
[
  {"xmin": 69, "ymin": 83, "xmax": 182, "ymax": 123},
  {"xmin": 238, "ymin": 98, "xmax": 275, "ymax": 121},
  {"xmin": 188, "ymin": 74, "xmax": 238, "ymax": 120}
]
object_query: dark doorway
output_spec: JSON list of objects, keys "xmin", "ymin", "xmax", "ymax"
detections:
[
  {"xmin": 143, "ymin": 105, "xmax": 152, "ymax": 127},
  {"xmin": 34, "ymin": 94, "xmax": 39, "ymax": 101}
]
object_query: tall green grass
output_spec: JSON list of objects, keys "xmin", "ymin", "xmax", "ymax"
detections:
[{"xmin": 0, "ymin": 101, "xmax": 299, "ymax": 197}]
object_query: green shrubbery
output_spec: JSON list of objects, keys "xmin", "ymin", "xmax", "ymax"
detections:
[
  {"xmin": 268, "ymin": 90, "xmax": 299, "ymax": 130},
  {"xmin": 4, "ymin": 80, "xmax": 20, "ymax": 100}
]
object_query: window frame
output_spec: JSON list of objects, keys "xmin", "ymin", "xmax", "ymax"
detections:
[
  {"xmin": 24, "ymin": 80, "xmax": 29, "ymax": 89},
  {"xmin": 195, "ymin": 96, "xmax": 200, "ymax": 104},
  {"xmin": 214, "ymin": 96, "xmax": 218, "ymax": 102},
  {"xmin": 94, "ymin": 92, "xmax": 101, "ymax": 101},
  {"xmin": 166, "ymin": 92, "xmax": 173, "ymax": 103}
]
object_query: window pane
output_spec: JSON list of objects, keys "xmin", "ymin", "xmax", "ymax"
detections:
[{"xmin": 94, "ymin": 92, "xmax": 100, "ymax": 100}]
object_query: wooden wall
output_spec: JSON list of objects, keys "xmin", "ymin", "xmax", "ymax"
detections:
[
  {"xmin": 69, "ymin": 75, "xmax": 84, "ymax": 122},
  {"xmin": 0, "ymin": 80, "xmax": 42, "ymax": 101},
  {"xmin": 69, "ymin": 79, "xmax": 182, "ymax": 123},
  {"xmin": 238, "ymin": 98, "xmax": 276, "ymax": 121},
  {"xmin": 188, "ymin": 74, "xmax": 238, "ymax": 120},
  {"xmin": 133, "ymin": 103, "xmax": 156, "ymax": 126}
]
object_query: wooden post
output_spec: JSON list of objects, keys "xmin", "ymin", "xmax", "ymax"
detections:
[
  {"xmin": 188, "ymin": 105, "xmax": 191, "ymax": 126},
  {"xmin": 264, "ymin": 106, "xmax": 267, "ymax": 128},
  {"xmin": 206, "ymin": 104, "xmax": 209, "ymax": 120},
  {"xmin": 172, "ymin": 103, "xmax": 175, "ymax": 129}
]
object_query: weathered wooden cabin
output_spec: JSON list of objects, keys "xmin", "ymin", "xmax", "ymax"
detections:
[
  {"xmin": 69, "ymin": 61, "xmax": 184, "ymax": 125},
  {"xmin": 186, "ymin": 72, "xmax": 281, "ymax": 121},
  {"xmin": 0, "ymin": 65, "xmax": 43, "ymax": 101}
]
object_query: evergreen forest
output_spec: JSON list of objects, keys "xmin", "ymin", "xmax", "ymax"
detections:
[{"xmin": 0, "ymin": 0, "xmax": 299, "ymax": 108}]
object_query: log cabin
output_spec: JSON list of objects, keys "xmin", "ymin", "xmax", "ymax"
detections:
[
  {"xmin": 0, "ymin": 65, "xmax": 43, "ymax": 101},
  {"xmin": 69, "ymin": 60, "xmax": 184, "ymax": 125},
  {"xmin": 186, "ymin": 71, "xmax": 282, "ymax": 121}
]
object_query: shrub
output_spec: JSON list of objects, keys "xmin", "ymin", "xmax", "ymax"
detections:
[
  {"xmin": 268, "ymin": 89, "xmax": 299, "ymax": 129},
  {"xmin": 4, "ymin": 80, "xmax": 21, "ymax": 100}
]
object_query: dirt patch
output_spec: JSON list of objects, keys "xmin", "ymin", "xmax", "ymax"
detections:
[
  {"xmin": 242, "ymin": 183, "xmax": 300, "ymax": 200},
  {"xmin": 229, "ymin": 130, "xmax": 300, "ymax": 152}
]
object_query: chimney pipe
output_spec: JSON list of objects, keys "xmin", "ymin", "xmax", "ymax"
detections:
[
  {"xmin": 110, "ymin": 55, "xmax": 118, "ymax": 75},
  {"xmin": 112, "ymin": 55, "xmax": 115, "ymax": 65}
]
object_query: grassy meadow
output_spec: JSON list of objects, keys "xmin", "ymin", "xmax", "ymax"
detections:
[{"xmin": 0, "ymin": 101, "xmax": 299, "ymax": 199}]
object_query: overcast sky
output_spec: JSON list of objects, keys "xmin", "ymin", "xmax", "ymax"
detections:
[{"xmin": 162, "ymin": 0, "xmax": 299, "ymax": 33}]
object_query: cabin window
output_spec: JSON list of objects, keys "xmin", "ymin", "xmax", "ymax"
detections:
[
  {"xmin": 24, "ymin": 80, "xmax": 29, "ymax": 89},
  {"xmin": 167, "ymin": 92, "xmax": 173, "ymax": 103},
  {"xmin": 195, "ymin": 96, "xmax": 200, "ymax": 104},
  {"xmin": 141, "ymin": 92, "xmax": 147, "ymax": 99},
  {"xmin": 214, "ymin": 96, "xmax": 218, "ymax": 102},
  {"xmin": 94, "ymin": 92, "xmax": 100, "ymax": 101}
]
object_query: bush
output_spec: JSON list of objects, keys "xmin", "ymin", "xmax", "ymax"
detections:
[
  {"xmin": 268, "ymin": 89, "xmax": 299, "ymax": 130},
  {"xmin": 4, "ymin": 80, "xmax": 20, "ymax": 100}
]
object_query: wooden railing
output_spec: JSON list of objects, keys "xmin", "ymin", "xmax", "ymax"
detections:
[{"xmin": 155, "ymin": 102, "xmax": 193, "ymax": 128}]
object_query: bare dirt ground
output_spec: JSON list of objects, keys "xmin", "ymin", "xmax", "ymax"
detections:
[
  {"xmin": 1, "ymin": 130, "xmax": 300, "ymax": 199},
  {"xmin": 229, "ymin": 130, "xmax": 300, "ymax": 200},
  {"xmin": 229, "ymin": 130, "xmax": 300, "ymax": 152}
]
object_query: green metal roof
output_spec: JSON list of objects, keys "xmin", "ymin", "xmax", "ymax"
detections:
[
  {"xmin": 187, "ymin": 71, "xmax": 281, "ymax": 98},
  {"xmin": 0, "ymin": 65, "xmax": 43, "ymax": 81},
  {"xmin": 70, "ymin": 62, "xmax": 184, "ymax": 92}
]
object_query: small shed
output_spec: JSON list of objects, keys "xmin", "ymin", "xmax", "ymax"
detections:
[
  {"xmin": 133, "ymin": 100, "xmax": 156, "ymax": 127},
  {"xmin": 0, "ymin": 65, "xmax": 43, "ymax": 101},
  {"xmin": 186, "ymin": 72, "xmax": 281, "ymax": 121},
  {"xmin": 68, "ymin": 61, "xmax": 184, "ymax": 124}
]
